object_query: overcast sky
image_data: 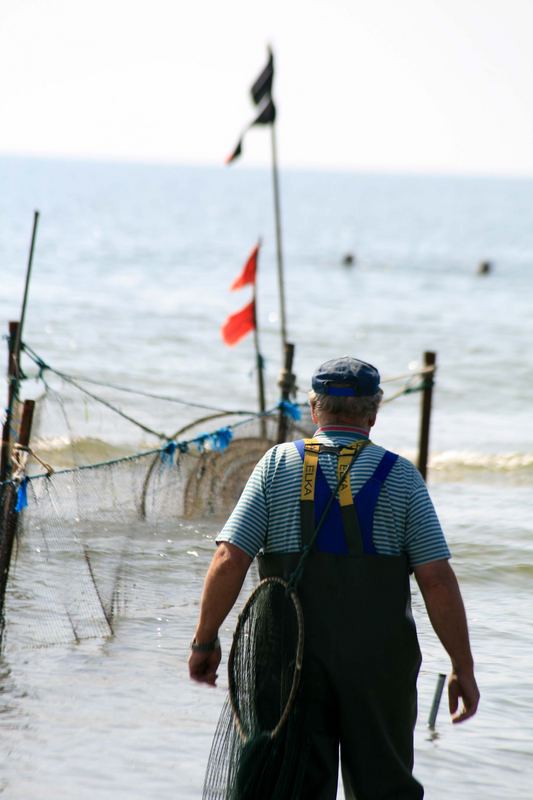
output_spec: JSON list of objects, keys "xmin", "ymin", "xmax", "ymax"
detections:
[{"xmin": 1, "ymin": 0, "xmax": 533, "ymax": 175}]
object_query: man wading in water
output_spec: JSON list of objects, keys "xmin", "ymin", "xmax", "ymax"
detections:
[{"xmin": 189, "ymin": 356, "xmax": 479, "ymax": 798}]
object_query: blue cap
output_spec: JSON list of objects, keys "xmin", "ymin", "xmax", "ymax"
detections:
[{"xmin": 312, "ymin": 357, "xmax": 380, "ymax": 397}]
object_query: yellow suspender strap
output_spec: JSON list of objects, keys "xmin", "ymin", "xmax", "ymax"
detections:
[
  {"xmin": 300, "ymin": 439, "xmax": 320, "ymax": 502},
  {"xmin": 300, "ymin": 439, "xmax": 320, "ymax": 547},
  {"xmin": 337, "ymin": 440, "xmax": 370, "ymax": 506}
]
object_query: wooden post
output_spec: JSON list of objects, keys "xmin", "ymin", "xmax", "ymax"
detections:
[
  {"xmin": 255, "ymin": 350, "xmax": 267, "ymax": 440},
  {"xmin": 0, "ymin": 321, "xmax": 20, "ymax": 483},
  {"xmin": 277, "ymin": 342, "xmax": 295, "ymax": 444},
  {"xmin": 417, "ymin": 351, "xmax": 437, "ymax": 481},
  {"xmin": 0, "ymin": 399, "xmax": 35, "ymax": 623},
  {"xmin": 428, "ymin": 673, "xmax": 447, "ymax": 729}
]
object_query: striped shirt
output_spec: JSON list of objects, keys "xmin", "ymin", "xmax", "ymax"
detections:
[{"xmin": 216, "ymin": 426, "xmax": 450, "ymax": 568}]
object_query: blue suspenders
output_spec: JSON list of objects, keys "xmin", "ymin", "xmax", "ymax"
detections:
[{"xmin": 295, "ymin": 440, "xmax": 398, "ymax": 555}]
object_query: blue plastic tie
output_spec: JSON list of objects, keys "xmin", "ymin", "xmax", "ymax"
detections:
[
  {"xmin": 15, "ymin": 478, "xmax": 28, "ymax": 512},
  {"xmin": 193, "ymin": 434, "xmax": 209, "ymax": 453},
  {"xmin": 278, "ymin": 400, "xmax": 302, "ymax": 421},
  {"xmin": 211, "ymin": 427, "xmax": 233, "ymax": 452},
  {"xmin": 160, "ymin": 441, "xmax": 177, "ymax": 466}
]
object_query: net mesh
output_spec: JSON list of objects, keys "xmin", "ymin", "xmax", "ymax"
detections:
[
  {"xmin": 0, "ymin": 372, "xmax": 311, "ymax": 650},
  {"xmin": 203, "ymin": 579, "xmax": 307, "ymax": 800}
]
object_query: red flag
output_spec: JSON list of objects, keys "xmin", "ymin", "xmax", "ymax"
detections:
[
  {"xmin": 230, "ymin": 243, "xmax": 259, "ymax": 290},
  {"xmin": 221, "ymin": 300, "xmax": 256, "ymax": 346}
]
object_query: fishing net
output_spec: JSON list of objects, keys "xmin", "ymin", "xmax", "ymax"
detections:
[
  {"xmin": 203, "ymin": 578, "xmax": 306, "ymax": 800},
  {"xmin": 0, "ymin": 364, "xmax": 311, "ymax": 650}
]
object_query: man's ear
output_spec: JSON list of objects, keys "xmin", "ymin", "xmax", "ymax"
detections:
[
  {"xmin": 310, "ymin": 401, "xmax": 319, "ymax": 424},
  {"xmin": 368, "ymin": 413, "xmax": 377, "ymax": 428}
]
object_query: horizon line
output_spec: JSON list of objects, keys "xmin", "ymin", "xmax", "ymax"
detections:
[{"xmin": 2, "ymin": 149, "xmax": 533, "ymax": 182}]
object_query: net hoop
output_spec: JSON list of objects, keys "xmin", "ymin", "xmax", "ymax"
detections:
[{"xmin": 228, "ymin": 576, "xmax": 304, "ymax": 743}]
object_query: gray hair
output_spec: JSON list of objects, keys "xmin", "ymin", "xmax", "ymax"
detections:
[{"xmin": 308, "ymin": 388, "xmax": 383, "ymax": 420}]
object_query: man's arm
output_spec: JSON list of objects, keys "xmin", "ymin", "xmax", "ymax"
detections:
[
  {"xmin": 414, "ymin": 559, "xmax": 480, "ymax": 723},
  {"xmin": 188, "ymin": 542, "xmax": 252, "ymax": 685}
]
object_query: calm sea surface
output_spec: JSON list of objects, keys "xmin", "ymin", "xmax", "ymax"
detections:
[{"xmin": 1, "ymin": 157, "xmax": 532, "ymax": 798}]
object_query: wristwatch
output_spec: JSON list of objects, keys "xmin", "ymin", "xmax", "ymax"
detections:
[{"xmin": 190, "ymin": 636, "xmax": 220, "ymax": 653}]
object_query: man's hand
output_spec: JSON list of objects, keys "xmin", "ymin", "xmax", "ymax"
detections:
[
  {"xmin": 448, "ymin": 668, "xmax": 480, "ymax": 723},
  {"xmin": 414, "ymin": 559, "xmax": 480, "ymax": 723},
  {"xmin": 189, "ymin": 646, "xmax": 222, "ymax": 685},
  {"xmin": 188, "ymin": 542, "xmax": 252, "ymax": 685}
]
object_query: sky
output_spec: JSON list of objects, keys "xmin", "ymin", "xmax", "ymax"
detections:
[{"xmin": 1, "ymin": 0, "xmax": 533, "ymax": 176}]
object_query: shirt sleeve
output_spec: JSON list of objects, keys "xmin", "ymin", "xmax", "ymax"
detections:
[
  {"xmin": 404, "ymin": 467, "xmax": 451, "ymax": 566},
  {"xmin": 215, "ymin": 450, "xmax": 270, "ymax": 558}
]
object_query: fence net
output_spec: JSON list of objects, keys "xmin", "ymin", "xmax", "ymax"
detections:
[{"xmin": 0, "ymin": 358, "xmax": 312, "ymax": 650}]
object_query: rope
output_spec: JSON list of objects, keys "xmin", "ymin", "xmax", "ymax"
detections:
[
  {"xmin": 0, "ymin": 396, "xmax": 302, "ymax": 490},
  {"xmin": 14, "ymin": 444, "xmax": 55, "ymax": 476},
  {"xmin": 287, "ymin": 450, "xmax": 358, "ymax": 591},
  {"xmin": 12, "ymin": 446, "xmax": 164, "ymax": 483},
  {"xmin": 22, "ymin": 343, "xmax": 261, "ymax": 417},
  {"xmin": 381, "ymin": 364, "xmax": 436, "ymax": 384},
  {"xmin": 41, "ymin": 373, "xmax": 169, "ymax": 441},
  {"xmin": 11, "ymin": 443, "xmax": 29, "ymax": 483},
  {"xmin": 381, "ymin": 378, "xmax": 431, "ymax": 405}
]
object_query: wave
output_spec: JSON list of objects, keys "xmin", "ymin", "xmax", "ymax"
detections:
[
  {"xmin": 428, "ymin": 449, "xmax": 533, "ymax": 478},
  {"xmin": 29, "ymin": 437, "xmax": 533, "ymax": 477},
  {"xmin": 29, "ymin": 436, "xmax": 139, "ymax": 469}
]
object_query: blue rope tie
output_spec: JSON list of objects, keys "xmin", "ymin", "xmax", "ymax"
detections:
[
  {"xmin": 15, "ymin": 478, "xmax": 29, "ymax": 512},
  {"xmin": 210, "ymin": 426, "xmax": 233, "ymax": 451},
  {"xmin": 191, "ymin": 426, "xmax": 234, "ymax": 453},
  {"xmin": 160, "ymin": 441, "xmax": 177, "ymax": 466},
  {"xmin": 278, "ymin": 400, "xmax": 302, "ymax": 421}
]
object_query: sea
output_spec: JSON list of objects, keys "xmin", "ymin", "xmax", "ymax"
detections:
[{"xmin": 0, "ymin": 156, "xmax": 532, "ymax": 799}]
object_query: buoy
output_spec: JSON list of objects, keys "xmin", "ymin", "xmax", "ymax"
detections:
[
  {"xmin": 342, "ymin": 252, "xmax": 355, "ymax": 266},
  {"xmin": 477, "ymin": 260, "xmax": 492, "ymax": 275}
]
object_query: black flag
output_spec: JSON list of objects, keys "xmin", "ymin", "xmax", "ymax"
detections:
[
  {"xmin": 225, "ymin": 137, "xmax": 243, "ymax": 165},
  {"xmin": 250, "ymin": 48, "xmax": 274, "ymax": 106},
  {"xmin": 226, "ymin": 48, "xmax": 276, "ymax": 165},
  {"xmin": 253, "ymin": 97, "xmax": 276, "ymax": 125},
  {"xmin": 226, "ymin": 98, "xmax": 276, "ymax": 164}
]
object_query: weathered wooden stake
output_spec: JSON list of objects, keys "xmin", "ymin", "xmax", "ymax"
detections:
[
  {"xmin": 428, "ymin": 672, "xmax": 447, "ymax": 728},
  {"xmin": 0, "ymin": 399, "xmax": 35, "ymax": 624},
  {"xmin": 417, "ymin": 351, "xmax": 437, "ymax": 481},
  {"xmin": 277, "ymin": 342, "xmax": 295, "ymax": 444}
]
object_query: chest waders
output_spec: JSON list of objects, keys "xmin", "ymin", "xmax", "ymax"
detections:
[{"xmin": 258, "ymin": 439, "xmax": 424, "ymax": 800}]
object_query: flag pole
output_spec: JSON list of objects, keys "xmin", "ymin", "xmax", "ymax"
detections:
[
  {"xmin": 0, "ymin": 210, "xmax": 39, "ymax": 483},
  {"xmin": 270, "ymin": 122, "xmax": 288, "ymax": 354},
  {"xmin": 252, "ymin": 282, "xmax": 267, "ymax": 439}
]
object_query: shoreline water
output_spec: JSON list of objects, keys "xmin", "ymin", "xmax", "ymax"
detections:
[{"xmin": 1, "ymin": 157, "xmax": 532, "ymax": 798}]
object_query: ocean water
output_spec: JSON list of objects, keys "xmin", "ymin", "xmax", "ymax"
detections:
[{"xmin": 1, "ymin": 156, "xmax": 532, "ymax": 798}]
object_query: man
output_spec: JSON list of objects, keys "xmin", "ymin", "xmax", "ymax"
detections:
[{"xmin": 189, "ymin": 356, "xmax": 479, "ymax": 799}]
